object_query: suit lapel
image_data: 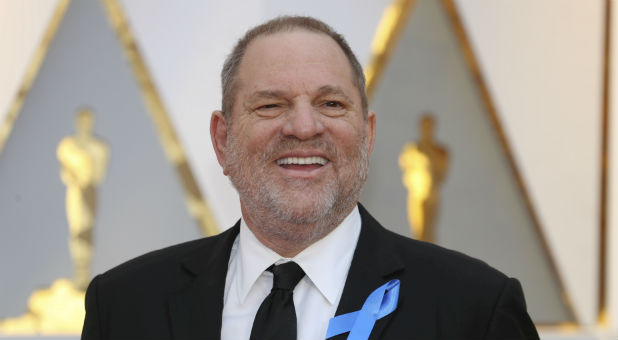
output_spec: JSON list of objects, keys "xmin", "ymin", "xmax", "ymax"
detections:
[
  {"xmin": 330, "ymin": 205, "xmax": 404, "ymax": 340},
  {"xmin": 168, "ymin": 222, "xmax": 240, "ymax": 340}
]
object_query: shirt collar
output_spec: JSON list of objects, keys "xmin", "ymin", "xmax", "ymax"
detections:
[{"xmin": 236, "ymin": 206, "xmax": 361, "ymax": 305}]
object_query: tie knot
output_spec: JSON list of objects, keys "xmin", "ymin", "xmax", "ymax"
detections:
[{"xmin": 269, "ymin": 262, "xmax": 305, "ymax": 291}]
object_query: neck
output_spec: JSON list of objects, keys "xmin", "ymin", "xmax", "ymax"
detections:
[
  {"xmin": 240, "ymin": 203, "xmax": 354, "ymax": 258},
  {"xmin": 248, "ymin": 225, "xmax": 307, "ymax": 258}
]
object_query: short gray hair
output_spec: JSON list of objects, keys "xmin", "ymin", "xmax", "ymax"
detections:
[{"xmin": 221, "ymin": 16, "xmax": 368, "ymax": 120}]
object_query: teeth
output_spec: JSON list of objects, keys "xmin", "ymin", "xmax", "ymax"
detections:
[{"xmin": 276, "ymin": 156, "xmax": 328, "ymax": 166}]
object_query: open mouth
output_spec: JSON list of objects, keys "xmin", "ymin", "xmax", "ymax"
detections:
[{"xmin": 276, "ymin": 156, "xmax": 329, "ymax": 170}]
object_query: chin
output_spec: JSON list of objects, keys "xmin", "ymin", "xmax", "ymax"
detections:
[{"xmin": 271, "ymin": 201, "xmax": 335, "ymax": 225}]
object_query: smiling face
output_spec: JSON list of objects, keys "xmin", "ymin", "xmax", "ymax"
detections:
[{"xmin": 211, "ymin": 29, "xmax": 375, "ymax": 253}]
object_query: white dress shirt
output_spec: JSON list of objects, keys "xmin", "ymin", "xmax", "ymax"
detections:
[{"xmin": 220, "ymin": 206, "xmax": 362, "ymax": 340}]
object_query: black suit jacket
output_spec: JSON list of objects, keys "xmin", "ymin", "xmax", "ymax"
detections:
[{"xmin": 82, "ymin": 205, "xmax": 538, "ymax": 339}]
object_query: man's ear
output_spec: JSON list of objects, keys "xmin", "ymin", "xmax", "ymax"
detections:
[
  {"xmin": 210, "ymin": 110, "xmax": 229, "ymax": 175},
  {"xmin": 366, "ymin": 111, "xmax": 376, "ymax": 155}
]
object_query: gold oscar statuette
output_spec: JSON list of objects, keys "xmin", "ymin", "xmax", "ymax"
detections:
[
  {"xmin": 58, "ymin": 108, "xmax": 109, "ymax": 291},
  {"xmin": 0, "ymin": 108, "xmax": 109, "ymax": 335},
  {"xmin": 399, "ymin": 114, "xmax": 449, "ymax": 242}
]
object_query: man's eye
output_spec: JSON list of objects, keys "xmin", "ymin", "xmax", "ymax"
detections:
[
  {"xmin": 258, "ymin": 104, "xmax": 279, "ymax": 110},
  {"xmin": 253, "ymin": 103, "xmax": 284, "ymax": 117},
  {"xmin": 324, "ymin": 101, "xmax": 344, "ymax": 108}
]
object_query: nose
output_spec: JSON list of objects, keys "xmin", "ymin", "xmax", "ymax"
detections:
[{"xmin": 281, "ymin": 102, "xmax": 325, "ymax": 140}]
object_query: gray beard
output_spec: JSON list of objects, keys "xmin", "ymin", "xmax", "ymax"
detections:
[{"xmin": 225, "ymin": 134, "xmax": 369, "ymax": 246}]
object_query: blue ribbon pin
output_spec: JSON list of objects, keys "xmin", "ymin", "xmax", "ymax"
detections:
[{"xmin": 326, "ymin": 279, "xmax": 400, "ymax": 340}]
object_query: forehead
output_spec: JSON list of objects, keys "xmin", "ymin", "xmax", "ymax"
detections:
[{"xmin": 236, "ymin": 30, "xmax": 357, "ymax": 97}]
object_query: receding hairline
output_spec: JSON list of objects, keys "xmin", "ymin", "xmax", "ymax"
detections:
[
  {"xmin": 221, "ymin": 16, "xmax": 368, "ymax": 120},
  {"xmin": 237, "ymin": 29, "xmax": 360, "ymax": 101}
]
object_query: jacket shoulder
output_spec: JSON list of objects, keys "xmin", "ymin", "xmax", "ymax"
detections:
[{"xmin": 357, "ymin": 205, "xmax": 538, "ymax": 338}]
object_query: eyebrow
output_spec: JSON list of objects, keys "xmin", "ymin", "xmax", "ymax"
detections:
[
  {"xmin": 246, "ymin": 90, "xmax": 288, "ymax": 105},
  {"xmin": 315, "ymin": 85, "xmax": 355, "ymax": 105},
  {"xmin": 244, "ymin": 85, "xmax": 355, "ymax": 106}
]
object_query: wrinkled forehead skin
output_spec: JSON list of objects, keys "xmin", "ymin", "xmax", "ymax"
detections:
[{"xmin": 230, "ymin": 29, "xmax": 364, "ymax": 118}]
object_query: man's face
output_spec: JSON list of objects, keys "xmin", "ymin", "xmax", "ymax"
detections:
[{"xmin": 212, "ymin": 30, "xmax": 375, "ymax": 237}]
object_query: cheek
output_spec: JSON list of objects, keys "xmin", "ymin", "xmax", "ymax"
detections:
[
  {"xmin": 329, "ymin": 120, "xmax": 366, "ymax": 150},
  {"xmin": 234, "ymin": 122, "xmax": 280, "ymax": 154}
]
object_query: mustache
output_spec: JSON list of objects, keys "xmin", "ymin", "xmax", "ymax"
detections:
[{"xmin": 265, "ymin": 136, "xmax": 338, "ymax": 160}]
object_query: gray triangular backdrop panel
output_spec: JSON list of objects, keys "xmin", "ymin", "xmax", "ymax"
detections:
[
  {"xmin": 0, "ymin": 0, "xmax": 201, "ymax": 318},
  {"xmin": 360, "ymin": 0, "xmax": 571, "ymax": 323}
]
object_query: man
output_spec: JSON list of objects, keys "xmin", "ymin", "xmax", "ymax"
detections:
[{"xmin": 81, "ymin": 16, "xmax": 539, "ymax": 339}]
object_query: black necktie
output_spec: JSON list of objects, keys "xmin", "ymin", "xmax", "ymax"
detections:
[{"xmin": 250, "ymin": 261, "xmax": 306, "ymax": 340}]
